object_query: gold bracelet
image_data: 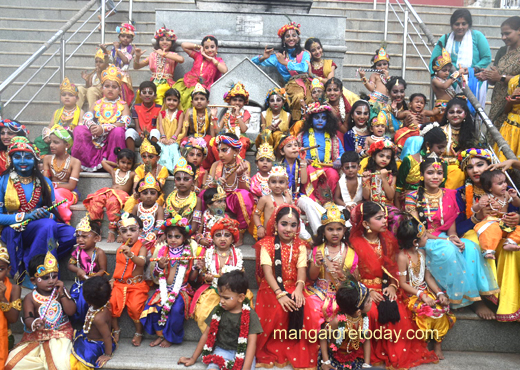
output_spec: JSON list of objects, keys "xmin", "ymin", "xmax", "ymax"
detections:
[
  {"xmin": 389, "ymin": 283, "xmax": 398, "ymax": 291},
  {"xmin": 296, "ymin": 280, "xmax": 306, "ymax": 287},
  {"xmin": 362, "ymin": 77, "xmax": 368, "ymax": 84},
  {"xmin": 11, "ymin": 299, "xmax": 22, "ymax": 311},
  {"xmin": 0, "ymin": 301, "xmax": 10, "ymax": 312},
  {"xmin": 276, "ymin": 291, "xmax": 288, "ymax": 299}
]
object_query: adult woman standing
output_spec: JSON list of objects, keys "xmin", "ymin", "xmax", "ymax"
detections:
[
  {"xmin": 252, "ymin": 22, "xmax": 312, "ymax": 122},
  {"xmin": 0, "ymin": 137, "xmax": 76, "ymax": 286}
]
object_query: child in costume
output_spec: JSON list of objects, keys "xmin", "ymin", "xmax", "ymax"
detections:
[
  {"xmin": 324, "ymin": 77, "xmax": 352, "ymax": 137},
  {"xmin": 173, "ymin": 36, "xmax": 227, "ymax": 111},
  {"xmin": 182, "ymin": 136, "xmax": 208, "ymax": 193},
  {"xmin": 0, "ymin": 245, "xmax": 22, "ymax": 367},
  {"xmin": 126, "ymin": 81, "xmax": 163, "ymax": 151},
  {"xmin": 431, "ymin": 48, "xmax": 458, "ymax": 123},
  {"xmin": 394, "ymin": 93, "xmax": 440, "ymax": 150},
  {"xmin": 83, "ymin": 147, "xmax": 135, "ymax": 242},
  {"xmin": 318, "ymin": 278, "xmax": 373, "ymax": 370},
  {"xmin": 72, "ymin": 64, "xmax": 130, "ymax": 172},
  {"xmin": 131, "ymin": 173, "xmax": 165, "ymax": 247},
  {"xmin": 344, "ymin": 100, "xmax": 371, "ymax": 157},
  {"xmin": 158, "ymin": 88, "xmax": 184, "ymax": 173},
  {"xmin": 334, "ymin": 151, "xmax": 363, "ymax": 211},
  {"xmin": 361, "ymin": 140, "xmax": 397, "ymax": 207},
  {"xmin": 206, "ymin": 134, "xmax": 255, "ymax": 246},
  {"xmin": 364, "ymin": 114, "xmax": 391, "ymax": 150},
  {"xmin": 310, "ymin": 78, "xmax": 325, "ymax": 103},
  {"xmin": 250, "ymin": 142, "xmax": 275, "ymax": 199},
  {"xmin": 307, "ymin": 204, "xmax": 359, "ymax": 324},
  {"xmin": 124, "ymin": 137, "xmax": 169, "ymax": 212},
  {"xmin": 0, "ymin": 119, "xmax": 29, "ymax": 173},
  {"xmin": 254, "ymin": 205, "xmax": 321, "ymax": 368},
  {"xmin": 35, "ymin": 77, "xmax": 83, "ymax": 155},
  {"xmin": 380, "ymin": 76, "xmax": 408, "ymax": 133},
  {"xmin": 210, "ymin": 82, "xmax": 251, "ymax": 162},
  {"xmin": 133, "ymin": 27, "xmax": 184, "ymax": 105},
  {"xmin": 100, "ymin": 22, "xmax": 136, "ymax": 104},
  {"xmin": 42, "ymin": 129, "xmax": 81, "ymax": 224},
  {"xmin": 141, "ymin": 216, "xmax": 199, "ymax": 348},
  {"xmin": 396, "ymin": 214, "xmax": 456, "ymax": 360},
  {"xmin": 191, "ymin": 217, "xmax": 252, "ymax": 332},
  {"xmin": 359, "ymin": 47, "xmax": 391, "ymax": 108},
  {"xmin": 109, "ymin": 213, "xmax": 149, "ymax": 347},
  {"xmin": 165, "ymin": 157, "xmax": 203, "ymax": 232},
  {"xmin": 68, "ymin": 216, "xmax": 107, "ymax": 325},
  {"xmin": 495, "ymin": 74, "xmax": 520, "ymax": 161},
  {"xmin": 256, "ymin": 87, "xmax": 291, "ymax": 148},
  {"xmin": 474, "ymin": 169, "xmax": 520, "ymax": 258},
  {"xmin": 70, "ymin": 276, "xmax": 115, "ymax": 370},
  {"xmin": 196, "ymin": 186, "xmax": 227, "ymax": 249},
  {"xmin": 6, "ymin": 252, "xmax": 76, "ymax": 370},
  {"xmin": 179, "ymin": 270, "xmax": 262, "ymax": 369},
  {"xmin": 78, "ymin": 49, "xmax": 109, "ymax": 109}
]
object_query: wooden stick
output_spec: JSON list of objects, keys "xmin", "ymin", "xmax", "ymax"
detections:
[
  {"xmin": 150, "ymin": 256, "xmax": 204, "ymax": 262},
  {"xmin": 208, "ymin": 104, "xmax": 237, "ymax": 108},
  {"xmin": 300, "ymin": 145, "xmax": 320, "ymax": 151}
]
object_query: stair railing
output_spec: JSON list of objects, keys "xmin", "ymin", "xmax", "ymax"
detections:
[
  {"xmin": 501, "ymin": 0, "xmax": 520, "ymax": 8},
  {"xmin": 0, "ymin": 0, "xmax": 130, "ymax": 121},
  {"xmin": 382, "ymin": 0, "xmax": 518, "ymax": 170}
]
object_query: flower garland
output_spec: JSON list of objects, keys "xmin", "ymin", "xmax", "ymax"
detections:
[
  {"xmin": 465, "ymin": 183, "xmax": 474, "ymax": 219},
  {"xmin": 10, "ymin": 172, "xmax": 42, "ymax": 212},
  {"xmin": 157, "ymin": 243, "xmax": 191, "ymax": 326},
  {"xmin": 205, "ymin": 246, "xmax": 243, "ymax": 288},
  {"xmin": 308, "ymin": 128, "xmax": 331, "ymax": 166},
  {"xmin": 338, "ymin": 95, "xmax": 346, "ymax": 123},
  {"xmin": 202, "ymin": 298, "xmax": 251, "ymax": 370}
]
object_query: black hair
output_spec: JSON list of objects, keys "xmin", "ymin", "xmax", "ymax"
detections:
[
  {"xmin": 409, "ymin": 93, "xmax": 427, "ymax": 105},
  {"xmin": 120, "ymin": 213, "xmax": 143, "ymax": 229},
  {"xmin": 480, "ymin": 169, "xmax": 505, "ymax": 193},
  {"xmin": 312, "ymin": 215, "xmax": 350, "ymax": 246},
  {"xmin": 421, "ymin": 125, "xmax": 447, "ymax": 153},
  {"xmin": 304, "ymin": 38, "xmax": 323, "ymax": 54},
  {"xmin": 191, "ymin": 88, "xmax": 210, "ymax": 100},
  {"xmin": 201, "ymin": 35, "xmax": 219, "ymax": 47},
  {"xmin": 0, "ymin": 122, "xmax": 28, "ymax": 151},
  {"xmin": 29, "ymin": 254, "xmax": 47, "ymax": 277},
  {"xmin": 139, "ymin": 81, "xmax": 157, "ymax": 95},
  {"xmin": 361, "ymin": 201, "xmax": 386, "ymax": 223},
  {"xmin": 164, "ymin": 88, "xmax": 181, "ymax": 100},
  {"xmin": 276, "ymin": 206, "xmax": 300, "ymax": 224},
  {"xmin": 324, "ymin": 77, "xmax": 344, "ymax": 92},
  {"xmin": 87, "ymin": 220, "xmax": 102, "ymax": 236},
  {"xmin": 439, "ymin": 97, "xmax": 476, "ymax": 152},
  {"xmin": 366, "ymin": 146, "xmax": 397, "ymax": 176},
  {"xmin": 135, "ymin": 176, "xmax": 162, "ymax": 195},
  {"xmin": 164, "ymin": 221, "xmax": 191, "ymax": 241},
  {"xmin": 341, "ymin": 151, "xmax": 359, "ymax": 165},
  {"xmin": 264, "ymin": 92, "xmax": 290, "ymax": 112},
  {"xmin": 502, "ymin": 16, "xmax": 520, "ymax": 30},
  {"xmin": 336, "ymin": 275, "xmax": 369, "ymax": 316},
  {"xmin": 347, "ymin": 100, "xmax": 370, "ymax": 131},
  {"xmin": 217, "ymin": 269, "xmax": 248, "ymax": 295},
  {"xmin": 416, "ymin": 158, "xmax": 445, "ymax": 225},
  {"xmin": 279, "ymin": 30, "xmax": 303, "ymax": 58},
  {"xmin": 83, "ymin": 276, "xmax": 112, "ymax": 308},
  {"xmin": 203, "ymin": 187, "xmax": 218, "ymax": 205},
  {"xmin": 153, "ymin": 36, "xmax": 176, "ymax": 52},
  {"xmin": 450, "ymin": 9, "xmax": 472, "ymax": 28},
  {"xmin": 370, "ymin": 49, "xmax": 391, "ymax": 68},
  {"xmin": 301, "ymin": 109, "xmax": 338, "ymax": 138},
  {"xmin": 386, "ymin": 77, "xmax": 409, "ymax": 111},
  {"xmin": 396, "ymin": 215, "xmax": 421, "ymax": 250},
  {"xmin": 114, "ymin": 147, "xmax": 135, "ymax": 164}
]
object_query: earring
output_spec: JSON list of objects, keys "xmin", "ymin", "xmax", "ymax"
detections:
[
  {"xmin": 426, "ymin": 147, "xmax": 430, "ymax": 154},
  {"xmin": 420, "ymin": 176, "xmax": 424, "ymax": 181},
  {"xmin": 275, "ymin": 230, "xmax": 278, "ymax": 236},
  {"xmin": 366, "ymin": 226, "xmax": 372, "ymax": 233}
]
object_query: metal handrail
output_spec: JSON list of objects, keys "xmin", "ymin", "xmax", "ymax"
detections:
[{"xmin": 0, "ymin": 0, "xmax": 130, "ymax": 120}]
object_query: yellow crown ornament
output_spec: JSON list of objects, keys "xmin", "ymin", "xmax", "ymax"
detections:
[
  {"xmin": 311, "ymin": 78, "xmax": 324, "ymax": 91},
  {"xmin": 191, "ymin": 83, "xmax": 208, "ymax": 97},
  {"xmin": 60, "ymin": 77, "xmax": 78, "ymax": 96},
  {"xmin": 373, "ymin": 47, "xmax": 390, "ymax": 64},
  {"xmin": 76, "ymin": 214, "xmax": 93, "ymax": 234},
  {"xmin": 35, "ymin": 251, "xmax": 59, "ymax": 278},
  {"xmin": 224, "ymin": 82, "xmax": 250, "ymax": 104},
  {"xmin": 256, "ymin": 142, "xmax": 276, "ymax": 161},
  {"xmin": 0, "ymin": 245, "xmax": 9, "ymax": 264},
  {"xmin": 173, "ymin": 157, "xmax": 194, "ymax": 176},
  {"xmin": 433, "ymin": 48, "xmax": 452, "ymax": 72},
  {"xmin": 95, "ymin": 48, "xmax": 107, "ymax": 61},
  {"xmin": 138, "ymin": 172, "xmax": 161, "ymax": 193},
  {"xmin": 140, "ymin": 137, "xmax": 159, "ymax": 156},
  {"xmin": 118, "ymin": 212, "xmax": 138, "ymax": 228},
  {"xmin": 212, "ymin": 184, "xmax": 227, "ymax": 202},
  {"xmin": 268, "ymin": 165, "xmax": 288, "ymax": 180},
  {"xmin": 321, "ymin": 203, "xmax": 346, "ymax": 226},
  {"xmin": 101, "ymin": 64, "xmax": 122, "ymax": 85}
]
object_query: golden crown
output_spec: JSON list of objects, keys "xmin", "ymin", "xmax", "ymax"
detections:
[
  {"xmin": 191, "ymin": 83, "xmax": 208, "ymax": 97},
  {"xmin": 433, "ymin": 48, "xmax": 452, "ymax": 72},
  {"xmin": 119, "ymin": 212, "xmax": 138, "ymax": 228},
  {"xmin": 321, "ymin": 203, "xmax": 346, "ymax": 226},
  {"xmin": 60, "ymin": 77, "xmax": 78, "ymax": 96},
  {"xmin": 212, "ymin": 185, "xmax": 227, "ymax": 202},
  {"xmin": 138, "ymin": 172, "xmax": 161, "ymax": 193},
  {"xmin": 0, "ymin": 245, "xmax": 9, "ymax": 264},
  {"xmin": 311, "ymin": 78, "xmax": 324, "ymax": 90},
  {"xmin": 224, "ymin": 82, "xmax": 250, "ymax": 104},
  {"xmin": 101, "ymin": 64, "xmax": 122, "ymax": 85},
  {"xmin": 35, "ymin": 251, "xmax": 59, "ymax": 278},
  {"xmin": 76, "ymin": 214, "xmax": 92, "ymax": 234},
  {"xmin": 373, "ymin": 47, "xmax": 390, "ymax": 64},
  {"xmin": 95, "ymin": 48, "xmax": 107, "ymax": 61},
  {"xmin": 173, "ymin": 157, "xmax": 194, "ymax": 176},
  {"xmin": 268, "ymin": 165, "xmax": 288, "ymax": 180},
  {"xmin": 140, "ymin": 137, "xmax": 158, "ymax": 156},
  {"xmin": 256, "ymin": 142, "xmax": 275, "ymax": 161}
]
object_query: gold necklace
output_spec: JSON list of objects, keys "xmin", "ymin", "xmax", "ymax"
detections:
[
  {"xmin": 19, "ymin": 176, "xmax": 33, "ymax": 185},
  {"xmin": 424, "ymin": 189, "xmax": 442, "ymax": 199},
  {"xmin": 311, "ymin": 59, "xmax": 323, "ymax": 69}
]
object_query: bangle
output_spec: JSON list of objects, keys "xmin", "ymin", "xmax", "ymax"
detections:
[
  {"xmin": 416, "ymin": 289, "xmax": 423, "ymax": 298},
  {"xmin": 362, "ymin": 77, "xmax": 368, "ymax": 83},
  {"xmin": 274, "ymin": 288, "xmax": 281, "ymax": 294},
  {"xmin": 296, "ymin": 280, "xmax": 305, "ymax": 287},
  {"xmin": 160, "ymin": 135, "xmax": 166, "ymax": 138},
  {"xmin": 436, "ymin": 291, "xmax": 446, "ymax": 297},
  {"xmin": 321, "ymin": 360, "xmax": 332, "ymax": 365},
  {"xmin": 257, "ymin": 225, "xmax": 264, "ymax": 229},
  {"xmin": 211, "ymin": 117, "xmax": 218, "ymax": 121},
  {"xmin": 15, "ymin": 212, "xmax": 25, "ymax": 223},
  {"xmin": 276, "ymin": 291, "xmax": 288, "ymax": 300},
  {"xmin": 31, "ymin": 319, "xmax": 39, "ymax": 332},
  {"xmin": 389, "ymin": 283, "xmax": 398, "ymax": 290},
  {"xmin": 0, "ymin": 302, "xmax": 10, "ymax": 312},
  {"xmin": 172, "ymin": 135, "xmax": 178, "ymax": 140}
]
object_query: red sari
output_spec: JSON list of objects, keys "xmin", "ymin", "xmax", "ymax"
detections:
[{"xmin": 349, "ymin": 204, "xmax": 438, "ymax": 369}]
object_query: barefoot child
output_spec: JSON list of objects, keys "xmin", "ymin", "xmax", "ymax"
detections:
[
  {"xmin": 396, "ymin": 215, "xmax": 456, "ymax": 360},
  {"xmin": 334, "ymin": 151, "xmax": 363, "ymax": 211},
  {"xmin": 6, "ymin": 252, "xmax": 76, "ymax": 370},
  {"xmin": 256, "ymin": 87, "xmax": 291, "ymax": 148},
  {"xmin": 131, "ymin": 173, "xmax": 165, "ymax": 246},
  {"xmin": 362, "ymin": 140, "xmax": 397, "ymax": 207},
  {"xmin": 318, "ymin": 277, "xmax": 373, "ymax": 370},
  {"xmin": 141, "ymin": 216, "xmax": 199, "ymax": 348},
  {"xmin": 359, "ymin": 47, "xmax": 391, "ymax": 106},
  {"xmin": 0, "ymin": 246, "xmax": 22, "ymax": 366},
  {"xmin": 431, "ymin": 48, "xmax": 459, "ymax": 122},
  {"xmin": 250, "ymin": 142, "xmax": 275, "ymax": 199},
  {"xmin": 78, "ymin": 49, "xmax": 109, "ymax": 109},
  {"xmin": 70, "ymin": 276, "xmax": 115, "ymax": 369},
  {"xmin": 195, "ymin": 186, "xmax": 227, "ymax": 249},
  {"xmin": 43, "ymin": 129, "xmax": 81, "ymax": 224},
  {"xmin": 474, "ymin": 169, "xmax": 520, "ymax": 258},
  {"xmin": 83, "ymin": 148, "xmax": 135, "ymax": 242},
  {"xmin": 109, "ymin": 213, "xmax": 149, "ymax": 346},
  {"xmin": 68, "ymin": 216, "xmax": 107, "ymax": 325},
  {"xmin": 158, "ymin": 88, "xmax": 184, "ymax": 173},
  {"xmin": 179, "ymin": 270, "xmax": 262, "ymax": 369},
  {"xmin": 34, "ymin": 77, "xmax": 83, "ymax": 155},
  {"xmin": 364, "ymin": 114, "xmax": 391, "ymax": 149}
]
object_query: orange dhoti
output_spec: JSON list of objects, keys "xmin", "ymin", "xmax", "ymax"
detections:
[
  {"xmin": 83, "ymin": 188, "xmax": 129, "ymax": 230},
  {"xmin": 475, "ymin": 217, "xmax": 520, "ymax": 254}
]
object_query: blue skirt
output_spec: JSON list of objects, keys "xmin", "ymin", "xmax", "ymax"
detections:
[
  {"xmin": 72, "ymin": 330, "xmax": 116, "ymax": 368},
  {"xmin": 70, "ymin": 281, "xmax": 88, "ymax": 325},
  {"xmin": 140, "ymin": 291, "xmax": 185, "ymax": 344}
]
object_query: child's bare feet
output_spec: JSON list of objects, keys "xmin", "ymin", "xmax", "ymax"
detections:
[
  {"xmin": 503, "ymin": 242, "xmax": 520, "ymax": 251},
  {"xmin": 159, "ymin": 339, "xmax": 172, "ymax": 348},
  {"xmin": 473, "ymin": 301, "xmax": 496, "ymax": 320},
  {"xmin": 483, "ymin": 252, "xmax": 496, "ymax": 260},
  {"xmin": 132, "ymin": 332, "xmax": 144, "ymax": 347},
  {"xmin": 107, "ymin": 231, "xmax": 117, "ymax": 243},
  {"xmin": 433, "ymin": 341, "xmax": 444, "ymax": 360},
  {"xmin": 149, "ymin": 336, "xmax": 164, "ymax": 347}
]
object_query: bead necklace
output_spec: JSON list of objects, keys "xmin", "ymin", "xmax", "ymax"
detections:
[
  {"xmin": 138, "ymin": 202, "xmax": 159, "ymax": 234},
  {"xmin": 353, "ymin": 126, "xmax": 368, "ymax": 135},
  {"xmin": 270, "ymin": 193, "xmax": 286, "ymax": 207},
  {"xmin": 489, "ymin": 193, "xmax": 508, "ymax": 208},
  {"xmin": 370, "ymin": 135, "xmax": 384, "ymax": 141},
  {"xmin": 114, "ymin": 169, "xmax": 130, "ymax": 185},
  {"xmin": 325, "ymin": 243, "xmax": 346, "ymax": 263},
  {"xmin": 424, "ymin": 189, "xmax": 444, "ymax": 225},
  {"xmin": 311, "ymin": 59, "xmax": 324, "ymax": 69},
  {"xmin": 51, "ymin": 154, "xmax": 71, "ymax": 181},
  {"xmin": 222, "ymin": 163, "xmax": 239, "ymax": 190},
  {"xmin": 83, "ymin": 303, "xmax": 108, "ymax": 334},
  {"xmin": 166, "ymin": 109, "xmax": 178, "ymax": 123},
  {"xmin": 406, "ymin": 251, "xmax": 425, "ymax": 289},
  {"xmin": 61, "ymin": 107, "xmax": 77, "ymax": 121},
  {"xmin": 153, "ymin": 53, "xmax": 166, "ymax": 83}
]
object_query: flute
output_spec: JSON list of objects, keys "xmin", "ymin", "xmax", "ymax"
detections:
[
  {"xmin": 118, "ymin": 238, "xmax": 133, "ymax": 254},
  {"xmin": 11, "ymin": 199, "xmax": 68, "ymax": 230},
  {"xmin": 358, "ymin": 68, "xmax": 385, "ymax": 74},
  {"xmin": 299, "ymin": 145, "xmax": 320, "ymax": 151},
  {"xmin": 150, "ymin": 256, "xmax": 204, "ymax": 262},
  {"xmin": 208, "ymin": 104, "xmax": 239, "ymax": 109}
]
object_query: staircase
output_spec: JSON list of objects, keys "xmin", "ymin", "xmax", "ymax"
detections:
[{"xmin": 2, "ymin": 1, "xmax": 520, "ymax": 369}]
